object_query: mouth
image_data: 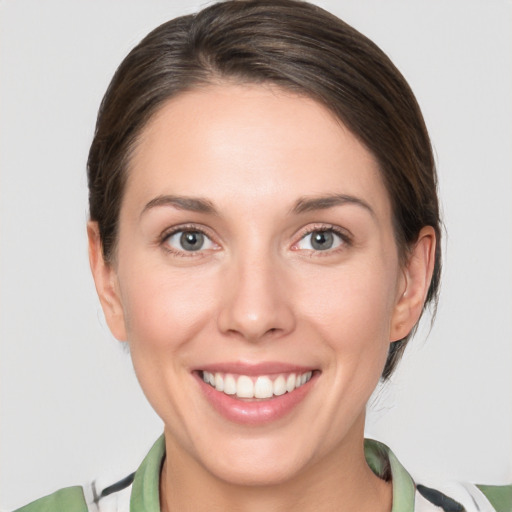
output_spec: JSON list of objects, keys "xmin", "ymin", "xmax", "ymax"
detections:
[
  {"xmin": 200, "ymin": 370, "xmax": 314, "ymax": 399},
  {"xmin": 194, "ymin": 365, "xmax": 319, "ymax": 425}
]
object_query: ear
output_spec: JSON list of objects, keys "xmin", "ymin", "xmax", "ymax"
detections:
[
  {"xmin": 87, "ymin": 221, "xmax": 127, "ymax": 341},
  {"xmin": 390, "ymin": 226, "xmax": 437, "ymax": 342}
]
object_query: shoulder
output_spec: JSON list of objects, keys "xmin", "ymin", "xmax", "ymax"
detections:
[
  {"xmin": 365, "ymin": 439, "xmax": 512, "ymax": 512},
  {"xmin": 11, "ymin": 476, "xmax": 134, "ymax": 512},
  {"xmin": 414, "ymin": 481, "xmax": 512, "ymax": 512},
  {"xmin": 11, "ymin": 436, "xmax": 165, "ymax": 512},
  {"xmin": 477, "ymin": 484, "xmax": 512, "ymax": 512},
  {"xmin": 12, "ymin": 486, "xmax": 88, "ymax": 512}
]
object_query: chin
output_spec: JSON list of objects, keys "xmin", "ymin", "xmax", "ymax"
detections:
[
  {"xmin": 206, "ymin": 453, "xmax": 308, "ymax": 487},
  {"xmin": 190, "ymin": 429, "xmax": 318, "ymax": 487}
]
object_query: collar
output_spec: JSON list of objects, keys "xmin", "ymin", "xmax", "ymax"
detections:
[{"xmin": 365, "ymin": 438, "xmax": 416, "ymax": 512}]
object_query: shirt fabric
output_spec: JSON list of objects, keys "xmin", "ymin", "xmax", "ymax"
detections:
[{"xmin": 14, "ymin": 436, "xmax": 512, "ymax": 512}]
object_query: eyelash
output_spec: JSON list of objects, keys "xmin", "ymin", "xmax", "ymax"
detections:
[
  {"xmin": 159, "ymin": 224, "xmax": 217, "ymax": 257},
  {"xmin": 158, "ymin": 223, "xmax": 352, "ymax": 257},
  {"xmin": 293, "ymin": 224, "xmax": 353, "ymax": 254}
]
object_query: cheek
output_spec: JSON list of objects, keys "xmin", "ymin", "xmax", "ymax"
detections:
[
  {"xmin": 296, "ymin": 260, "xmax": 399, "ymax": 360},
  {"xmin": 117, "ymin": 260, "xmax": 219, "ymax": 352},
  {"xmin": 115, "ymin": 259, "xmax": 222, "ymax": 422}
]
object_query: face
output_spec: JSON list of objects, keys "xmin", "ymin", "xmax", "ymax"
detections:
[{"xmin": 90, "ymin": 84, "xmax": 430, "ymax": 486}]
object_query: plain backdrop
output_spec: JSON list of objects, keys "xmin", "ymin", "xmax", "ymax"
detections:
[{"xmin": 1, "ymin": 0, "xmax": 511, "ymax": 509}]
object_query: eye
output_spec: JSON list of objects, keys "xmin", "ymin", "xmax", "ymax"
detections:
[
  {"xmin": 164, "ymin": 229, "xmax": 216, "ymax": 253},
  {"xmin": 295, "ymin": 229, "xmax": 346, "ymax": 251}
]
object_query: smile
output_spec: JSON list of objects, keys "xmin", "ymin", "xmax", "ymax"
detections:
[
  {"xmin": 196, "ymin": 366, "xmax": 318, "ymax": 425},
  {"xmin": 201, "ymin": 371, "xmax": 313, "ymax": 399}
]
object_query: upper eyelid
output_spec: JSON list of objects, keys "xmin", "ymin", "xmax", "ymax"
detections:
[
  {"xmin": 160, "ymin": 223, "xmax": 214, "ymax": 241},
  {"xmin": 295, "ymin": 223, "xmax": 352, "ymax": 241}
]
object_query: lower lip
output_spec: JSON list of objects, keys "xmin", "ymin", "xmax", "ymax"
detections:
[{"xmin": 195, "ymin": 373, "xmax": 317, "ymax": 426}]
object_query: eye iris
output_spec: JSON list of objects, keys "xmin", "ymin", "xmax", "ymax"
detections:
[
  {"xmin": 311, "ymin": 230, "xmax": 333, "ymax": 250},
  {"xmin": 180, "ymin": 231, "xmax": 204, "ymax": 251}
]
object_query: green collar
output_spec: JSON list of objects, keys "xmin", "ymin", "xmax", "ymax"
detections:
[
  {"xmin": 130, "ymin": 436, "xmax": 165, "ymax": 512},
  {"xmin": 131, "ymin": 436, "xmax": 416, "ymax": 511},
  {"xmin": 365, "ymin": 438, "xmax": 416, "ymax": 512}
]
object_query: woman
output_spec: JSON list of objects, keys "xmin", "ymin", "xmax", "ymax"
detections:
[{"xmin": 9, "ymin": 1, "xmax": 511, "ymax": 511}]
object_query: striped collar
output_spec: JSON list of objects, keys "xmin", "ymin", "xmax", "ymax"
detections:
[{"xmin": 88, "ymin": 435, "xmax": 502, "ymax": 512}]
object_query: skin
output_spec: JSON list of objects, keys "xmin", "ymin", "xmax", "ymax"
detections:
[{"xmin": 88, "ymin": 84, "xmax": 436, "ymax": 512}]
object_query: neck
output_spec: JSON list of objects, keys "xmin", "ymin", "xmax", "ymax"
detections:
[{"xmin": 159, "ymin": 424, "xmax": 392, "ymax": 512}]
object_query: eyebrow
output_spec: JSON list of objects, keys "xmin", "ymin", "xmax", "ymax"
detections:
[
  {"xmin": 291, "ymin": 194, "xmax": 375, "ymax": 217},
  {"xmin": 140, "ymin": 195, "xmax": 217, "ymax": 217},
  {"xmin": 140, "ymin": 193, "xmax": 374, "ymax": 218}
]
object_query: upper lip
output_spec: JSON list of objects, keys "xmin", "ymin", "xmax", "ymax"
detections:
[{"xmin": 195, "ymin": 361, "xmax": 317, "ymax": 376}]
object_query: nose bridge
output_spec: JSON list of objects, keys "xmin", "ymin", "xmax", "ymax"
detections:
[{"xmin": 218, "ymin": 243, "xmax": 295, "ymax": 341}]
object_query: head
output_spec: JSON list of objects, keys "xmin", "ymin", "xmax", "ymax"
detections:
[
  {"xmin": 87, "ymin": 0, "xmax": 440, "ymax": 488},
  {"xmin": 88, "ymin": 0, "xmax": 441, "ymax": 380}
]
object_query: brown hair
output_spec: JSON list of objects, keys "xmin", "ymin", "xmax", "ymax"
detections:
[{"xmin": 87, "ymin": 0, "xmax": 441, "ymax": 379}]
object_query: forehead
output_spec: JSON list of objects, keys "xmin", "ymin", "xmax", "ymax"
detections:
[{"xmin": 126, "ymin": 83, "xmax": 391, "ymax": 219}]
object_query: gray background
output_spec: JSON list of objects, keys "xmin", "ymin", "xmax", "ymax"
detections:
[{"xmin": 1, "ymin": 0, "xmax": 511, "ymax": 509}]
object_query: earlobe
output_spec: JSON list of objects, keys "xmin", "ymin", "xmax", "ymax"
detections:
[
  {"xmin": 390, "ymin": 226, "xmax": 436, "ymax": 342},
  {"xmin": 87, "ymin": 222, "xmax": 127, "ymax": 342}
]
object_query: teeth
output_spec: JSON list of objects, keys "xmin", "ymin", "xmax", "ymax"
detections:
[
  {"xmin": 286, "ymin": 374, "xmax": 296, "ymax": 392},
  {"xmin": 224, "ymin": 374, "xmax": 236, "ymax": 395},
  {"xmin": 236, "ymin": 376, "xmax": 254, "ymax": 398},
  {"xmin": 273, "ymin": 375, "xmax": 286, "ymax": 396},
  {"xmin": 254, "ymin": 376, "xmax": 273, "ymax": 399},
  {"xmin": 202, "ymin": 370, "xmax": 313, "ymax": 399},
  {"xmin": 214, "ymin": 372, "xmax": 224, "ymax": 392}
]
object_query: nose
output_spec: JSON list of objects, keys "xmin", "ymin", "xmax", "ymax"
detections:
[{"xmin": 217, "ymin": 253, "xmax": 296, "ymax": 342}]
